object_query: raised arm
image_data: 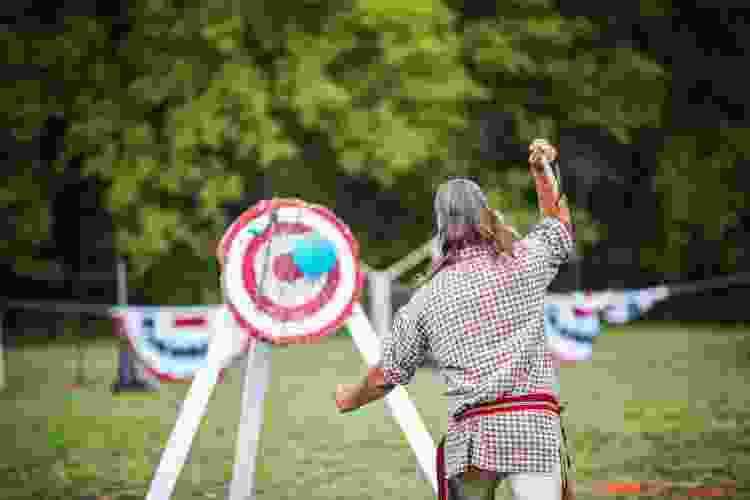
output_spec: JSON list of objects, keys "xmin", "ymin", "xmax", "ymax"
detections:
[{"xmin": 528, "ymin": 139, "xmax": 572, "ymax": 233}]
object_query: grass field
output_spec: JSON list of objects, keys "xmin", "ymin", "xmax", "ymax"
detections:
[{"xmin": 1, "ymin": 322, "xmax": 748, "ymax": 499}]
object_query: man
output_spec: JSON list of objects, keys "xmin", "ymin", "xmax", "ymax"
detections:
[{"xmin": 336, "ymin": 139, "xmax": 575, "ymax": 499}]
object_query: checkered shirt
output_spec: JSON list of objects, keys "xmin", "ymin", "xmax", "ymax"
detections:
[{"xmin": 381, "ymin": 217, "xmax": 574, "ymax": 479}]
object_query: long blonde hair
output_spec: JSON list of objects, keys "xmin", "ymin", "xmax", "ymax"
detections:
[{"xmin": 478, "ymin": 207, "xmax": 522, "ymax": 257}]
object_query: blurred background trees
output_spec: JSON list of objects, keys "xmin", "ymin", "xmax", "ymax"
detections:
[{"xmin": 1, "ymin": 0, "xmax": 747, "ymax": 319}]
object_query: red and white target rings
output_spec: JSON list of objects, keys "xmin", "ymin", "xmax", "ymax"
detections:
[{"xmin": 219, "ymin": 199, "xmax": 364, "ymax": 345}]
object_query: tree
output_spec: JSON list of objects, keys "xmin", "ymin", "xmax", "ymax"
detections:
[
  {"xmin": 2, "ymin": 0, "xmax": 668, "ymax": 303},
  {"xmin": 557, "ymin": 2, "xmax": 750, "ymax": 278}
]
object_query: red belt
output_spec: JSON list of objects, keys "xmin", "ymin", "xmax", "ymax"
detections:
[{"xmin": 437, "ymin": 393, "xmax": 562, "ymax": 500}]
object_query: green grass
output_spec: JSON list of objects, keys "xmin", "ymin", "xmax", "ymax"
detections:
[{"xmin": 1, "ymin": 322, "xmax": 748, "ymax": 499}]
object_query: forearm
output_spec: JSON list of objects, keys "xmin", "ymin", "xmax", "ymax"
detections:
[
  {"xmin": 353, "ymin": 365, "xmax": 396, "ymax": 408},
  {"xmin": 528, "ymin": 139, "xmax": 572, "ymax": 231},
  {"xmin": 365, "ymin": 364, "xmax": 396, "ymax": 398},
  {"xmin": 532, "ymin": 162, "xmax": 571, "ymax": 226}
]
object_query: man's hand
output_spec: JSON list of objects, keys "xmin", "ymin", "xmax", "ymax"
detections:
[
  {"xmin": 528, "ymin": 138, "xmax": 558, "ymax": 173},
  {"xmin": 335, "ymin": 383, "xmax": 362, "ymax": 413},
  {"xmin": 335, "ymin": 371, "xmax": 395, "ymax": 414}
]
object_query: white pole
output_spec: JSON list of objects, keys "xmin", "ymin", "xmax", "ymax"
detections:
[
  {"xmin": 369, "ymin": 272, "xmax": 392, "ymax": 340},
  {"xmin": 228, "ymin": 338, "xmax": 272, "ymax": 500}
]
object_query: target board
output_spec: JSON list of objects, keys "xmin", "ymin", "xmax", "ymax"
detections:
[{"xmin": 220, "ymin": 198, "xmax": 365, "ymax": 345}]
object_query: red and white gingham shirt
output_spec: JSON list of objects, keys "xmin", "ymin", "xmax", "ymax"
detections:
[{"xmin": 381, "ymin": 217, "xmax": 574, "ymax": 479}]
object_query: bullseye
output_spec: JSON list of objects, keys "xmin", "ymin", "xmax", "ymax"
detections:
[{"xmin": 273, "ymin": 253, "xmax": 304, "ymax": 283}]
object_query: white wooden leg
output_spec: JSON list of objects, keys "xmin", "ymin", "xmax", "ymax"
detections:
[
  {"xmin": 368, "ymin": 272, "xmax": 392, "ymax": 340},
  {"xmin": 145, "ymin": 356, "xmax": 223, "ymax": 500},
  {"xmin": 228, "ymin": 338, "xmax": 272, "ymax": 500}
]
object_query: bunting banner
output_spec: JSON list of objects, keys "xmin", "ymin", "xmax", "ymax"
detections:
[
  {"xmin": 112, "ymin": 305, "xmax": 248, "ymax": 382},
  {"xmin": 545, "ymin": 293, "xmax": 601, "ymax": 363},
  {"xmin": 545, "ymin": 288, "xmax": 668, "ymax": 363},
  {"xmin": 545, "ymin": 272, "xmax": 750, "ymax": 363},
  {"xmin": 600, "ymin": 287, "xmax": 669, "ymax": 325}
]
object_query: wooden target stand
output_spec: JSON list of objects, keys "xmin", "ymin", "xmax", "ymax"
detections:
[{"xmin": 145, "ymin": 206, "xmax": 439, "ymax": 499}]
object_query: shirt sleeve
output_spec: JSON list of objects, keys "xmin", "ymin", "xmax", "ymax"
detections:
[
  {"xmin": 380, "ymin": 290, "xmax": 430, "ymax": 386},
  {"xmin": 524, "ymin": 216, "xmax": 575, "ymax": 270}
]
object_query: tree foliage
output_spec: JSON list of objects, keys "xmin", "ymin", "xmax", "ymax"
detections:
[
  {"xmin": 574, "ymin": 2, "xmax": 750, "ymax": 276},
  {"xmin": 1, "ymin": 0, "xmax": 682, "ymax": 303}
]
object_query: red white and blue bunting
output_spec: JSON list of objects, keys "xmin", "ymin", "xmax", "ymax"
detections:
[
  {"xmin": 545, "ymin": 286, "xmax": 670, "ymax": 364},
  {"xmin": 112, "ymin": 305, "xmax": 247, "ymax": 382}
]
